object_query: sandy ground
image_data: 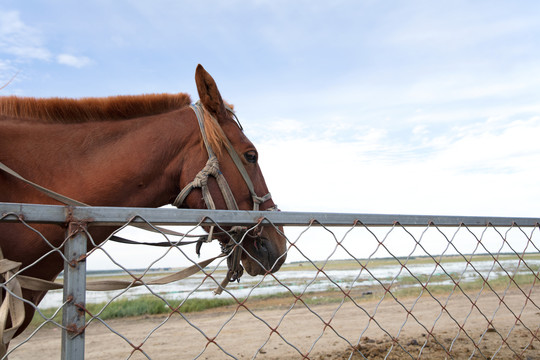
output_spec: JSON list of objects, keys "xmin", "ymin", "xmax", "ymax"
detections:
[{"xmin": 8, "ymin": 289, "xmax": 540, "ymax": 359}]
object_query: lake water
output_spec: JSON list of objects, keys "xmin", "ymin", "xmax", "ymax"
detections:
[{"xmin": 38, "ymin": 258, "xmax": 539, "ymax": 309}]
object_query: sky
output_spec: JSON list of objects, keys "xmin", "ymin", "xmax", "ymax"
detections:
[{"xmin": 2, "ymin": 1, "xmax": 540, "ymax": 269}]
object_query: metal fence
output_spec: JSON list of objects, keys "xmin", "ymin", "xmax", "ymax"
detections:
[{"xmin": 1, "ymin": 202, "xmax": 539, "ymax": 359}]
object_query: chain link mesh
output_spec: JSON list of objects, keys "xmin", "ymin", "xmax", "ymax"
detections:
[{"xmin": 1, "ymin": 207, "xmax": 538, "ymax": 359}]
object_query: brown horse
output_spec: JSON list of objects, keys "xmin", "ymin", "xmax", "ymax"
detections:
[{"xmin": 0, "ymin": 65, "xmax": 287, "ymax": 336}]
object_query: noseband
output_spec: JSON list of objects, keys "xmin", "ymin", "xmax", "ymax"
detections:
[{"xmin": 172, "ymin": 102, "xmax": 276, "ymax": 289}]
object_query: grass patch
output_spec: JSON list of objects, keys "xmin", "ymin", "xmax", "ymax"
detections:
[
  {"xmin": 89, "ymin": 296, "xmax": 235, "ymax": 319},
  {"xmin": 33, "ymin": 255, "xmax": 538, "ymax": 327},
  {"xmin": 388, "ymin": 271, "xmax": 539, "ymax": 299},
  {"xmin": 286, "ymin": 253, "xmax": 540, "ymax": 271},
  {"xmin": 32, "ymin": 296, "xmax": 235, "ymax": 328}
]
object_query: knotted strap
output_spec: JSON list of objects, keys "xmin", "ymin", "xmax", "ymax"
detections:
[
  {"xmin": 173, "ymin": 102, "xmax": 273, "ymax": 213},
  {"xmin": 172, "ymin": 102, "xmax": 277, "ymax": 292},
  {"xmin": 172, "ymin": 156, "xmax": 238, "ymax": 211}
]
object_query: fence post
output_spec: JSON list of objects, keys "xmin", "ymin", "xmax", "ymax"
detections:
[{"xmin": 61, "ymin": 222, "xmax": 87, "ymax": 360}]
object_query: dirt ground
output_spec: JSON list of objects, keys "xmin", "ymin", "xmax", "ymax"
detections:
[{"xmin": 9, "ymin": 289, "xmax": 540, "ymax": 359}]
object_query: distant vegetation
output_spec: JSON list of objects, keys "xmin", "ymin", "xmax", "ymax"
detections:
[
  {"xmin": 32, "ymin": 296, "xmax": 235, "ymax": 328},
  {"xmin": 32, "ymin": 253, "xmax": 539, "ymax": 328}
]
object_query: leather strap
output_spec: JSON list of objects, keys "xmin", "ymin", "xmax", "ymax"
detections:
[
  {"xmin": 16, "ymin": 254, "xmax": 225, "ymax": 292},
  {"xmin": 173, "ymin": 102, "xmax": 272, "ymax": 212},
  {"xmin": 0, "ymin": 162, "xmax": 88, "ymax": 207}
]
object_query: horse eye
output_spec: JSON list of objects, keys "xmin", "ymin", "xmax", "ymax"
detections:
[{"xmin": 244, "ymin": 151, "xmax": 258, "ymax": 164}]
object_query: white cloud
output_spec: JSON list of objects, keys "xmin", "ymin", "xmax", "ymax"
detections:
[
  {"xmin": 386, "ymin": 8, "xmax": 535, "ymax": 52},
  {"xmin": 257, "ymin": 114, "xmax": 540, "ymax": 218},
  {"xmin": 0, "ymin": 60, "xmax": 15, "ymax": 77},
  {"xmin": 438, "ymin": 117, "xmax": 540, "ymax": 174},
  {"xmin": 0, "ymin": 9, "xmax": 93, "ymax": 69},
  {"xmin": 266, "ymin": 117, "xmax": 305, "ymax": 134},
  {"xmin": 56, "ymin": 54, "xmax": 93, "ymax": 68},
  {"xmin": 412, "ymin": 125, "xmax": 429, "ymax": 137},
  {"xmin": 0, "ymin": 10, "xmax": 51, "ymax": 60}
]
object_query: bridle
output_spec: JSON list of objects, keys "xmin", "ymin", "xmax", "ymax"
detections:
[
  {"xmin": 0, "ymin": 101, "xmax": 281, "ymax": 352},
  {"xmin": 173, "ymin": 101, "xmax": 274, "ymax": 212},
  {"xmin": 172, "ymin": 102, "xmax": 277, "ymax": 287},
  {"xmin": 0, "ymin": 101, "xmax": 278, "ymax": 295}
]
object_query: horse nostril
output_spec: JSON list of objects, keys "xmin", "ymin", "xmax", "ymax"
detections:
[{"xmin": 258, "ymin": 239, "xmax": 268, "ymax": 256}]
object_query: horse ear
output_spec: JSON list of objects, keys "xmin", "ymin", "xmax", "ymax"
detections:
[{"xmin": 195, "ymin": 64, "xmax": 228, "ymax": 120}]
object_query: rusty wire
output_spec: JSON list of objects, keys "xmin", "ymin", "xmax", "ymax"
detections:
[{"xmin": 1, "ymin": 209, "xmax": 539, "ymax": 359}]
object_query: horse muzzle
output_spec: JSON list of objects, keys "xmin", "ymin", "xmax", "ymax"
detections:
[{"xmin": 241, "ymin": 227, "xmax": 287, "ymax": 276}]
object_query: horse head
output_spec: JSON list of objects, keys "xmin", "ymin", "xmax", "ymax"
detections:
[{"xmin": 176, "ymin": 65, "xmax": 287, "ymax": 277}]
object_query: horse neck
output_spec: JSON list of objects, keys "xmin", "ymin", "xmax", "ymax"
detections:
[{"xmin": 0, "ymin": 107, "xmax": 198, "ymax": 207}]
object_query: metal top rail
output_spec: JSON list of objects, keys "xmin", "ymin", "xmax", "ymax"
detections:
[{"xmin": 0, "ymin": 202, "xmax": 538, "ymax": 227}]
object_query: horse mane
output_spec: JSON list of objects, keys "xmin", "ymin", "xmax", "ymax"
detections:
[
  {"xmin": 0, "ymin": 92, "xmax": 239, "ymax": 158},
  {"xmin": 0, "ymin": 93, "xmax": 192, "ymax": 123}
]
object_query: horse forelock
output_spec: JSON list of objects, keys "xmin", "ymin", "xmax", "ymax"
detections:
[
  {"xmin": 0, "ymin": 93, "xmax": 192, "ymax": 123},
  {"xmin": 200, "ymin": 101, "xmax": 238, "ymax": 158}
]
